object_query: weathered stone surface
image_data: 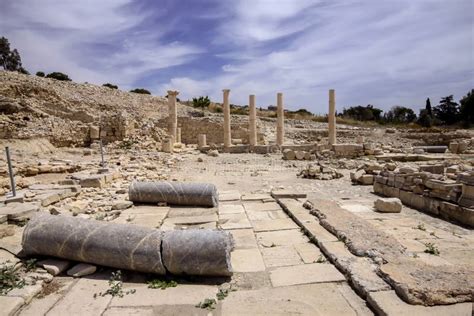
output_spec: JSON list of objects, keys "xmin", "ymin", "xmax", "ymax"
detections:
[
  {"xmin": 261, "ymin": 245, "xmax": 303, "ymax": 267},
  {"xmin": 256, "ymin": 230, "xmax": 309, "ymax": 247},
  {"xmin": 367, "ymin": 290, "xmax": 473, "ymax": 316},
  {"xmin": 0, "ymin": 296, "xmax": 24, "ymax": 316},
  {"xmin": 221, "ymin": 283, "xmax": 371, "ymax": 316},
  {"xmin": 219, "ymin": 213, "xmax": 252, "ymax": 230},
  {"xmin": 379, "ymin": 258, "xmax": 474, "ymax": 305},
  {"xmin": 374, "ymin": 198, "xmax": 402, "ymax": 213},
  {"xmin": 0, "ymin": 202, "xmax": 39, "ymax": 221},
  {"xmin": 269, "ymin": 263, "xmax": 345, "ymax": 287},
  {"xmin": 231, "ymin": 248, "xmax": 266, "ymax": 272},
  {"xmin": 161, "ymin": 229, "xmax": 233, "ymax": 276},
  {"xmin": 270, "ymin": 189, "xmax": 307, "ymax": 199},
  {"xmin": 129, "ymin": 181, "xmax": 218, "ymax": 207},
  {"xmin": 252, "ymin": 218, "xmax": 299, "ymax": 232}
]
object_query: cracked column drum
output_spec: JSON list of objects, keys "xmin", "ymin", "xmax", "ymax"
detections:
[
  {"xmin": 129, "ymin": 181, "xmax": 219, "ymax": 207},
  {"xmin": 22, "ymin": 213, "xmax": 166, "ymax": 274},
  {"xmin": 162, "ymin": 229, "xmax": 233, "ymax": 276}
]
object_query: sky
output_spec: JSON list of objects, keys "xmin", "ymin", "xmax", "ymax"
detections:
[{"xmin": 0, "ymin": 0, "xmax": 473, "ymax": 114}]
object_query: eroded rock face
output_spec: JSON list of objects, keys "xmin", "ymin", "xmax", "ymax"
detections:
[{"xmin": 379, "ymin": 259, "xmax": 474, "ymax": 306}]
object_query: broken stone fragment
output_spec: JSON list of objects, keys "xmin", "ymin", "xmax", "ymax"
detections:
[
  {"xmin": 129, "ymin": 181, "xmax": 219, "ymax": 207},
  {"xmin": 374, "ymin": 198, "xmax": 402, "ymax": 213},
  {"xmin": 67, "ymin": 263, "xmax": 97, "ymax": 277},
  {"xmin": 37, "ymin": 258, "xmax": 71, "ymax": 276}
]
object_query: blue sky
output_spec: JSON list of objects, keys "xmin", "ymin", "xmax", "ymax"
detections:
[{"xmin": 0, "ymin": 0, "xmax": 473, "ymax": 113}]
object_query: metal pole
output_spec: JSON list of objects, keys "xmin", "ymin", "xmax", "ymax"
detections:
[
  {"xmin": 5, "ymin": 146, "xmax": 16, "ymax": 197},
  {"xmin": 99, "ymin": 139, "xmax": 106, "ymax": 167}
]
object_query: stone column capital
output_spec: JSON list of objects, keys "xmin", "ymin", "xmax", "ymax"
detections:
[
  {"xmin": 167, "ymin": 90, "xmax": 179, "ymax": 96},
  {"xmin": 222, "ymin": 89, "xmax": 230, "ymax": 94}
]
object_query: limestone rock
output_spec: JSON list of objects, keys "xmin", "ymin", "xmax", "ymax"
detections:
[
  {"xmin": 67, "ymin": 263, "xmax": 97, "ymax": 277},
  {"xmin": 374, "ymin": 198, "xmax": 402, "ymax": 213}
]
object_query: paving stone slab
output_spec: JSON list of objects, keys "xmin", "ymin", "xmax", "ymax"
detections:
[
  {"xmin": 120, "ymin": 206, "xmax": 170, "ymax": 216},
  {"xmin": 218, "ymin": 204, "xmax": 245, "ymax": 214},
  {"xmin": 221, "ymin": 283, "xmax": 368, "ymax": 316},
  {"xmin": 219, "ymin": 190, "xmax": 241, "ymax": 201},
  {"xmin": 241, "ymin": 193, "xmax": 272, "ymax": 201},
  {"xmin": 367, "ymin": 290, "xmax": 472, "ymax": 316},
  {"xmin": 271, "ymin": 190, "xmax": 307, "ymax": 199},
  {"xmin": 114, "ymin": 213, "xmax": 164, "ymax": 228},
  {"xmin": 46, "ymin": 273, "xmax": 112, "ymax": 316},
  {"xmin": 252, "ymin": 218, "xmax": 299, "ymax": 232},
  {"xmin": 256, "ymin": 230, "xmax": 309, "ymax": 247},
  {"xmin": 294, "ymin": 242, "xmax": 323, "ymax": 263},
  {"xmin": 109, "ymin": 284, "xmax": 218, "ymax": 307},
  {"xmin": 261, "ymin": 245, "xmax": 303, "ymax": 267},
  {"xmin": 0, "ymin": 296, "xmax": 24, "ymax": 316},
  {"xmin": 231, "ymin": 248, "xmax": 266, "ymax": 272},
  {"xmin": 230, "ymin": 229, "xmax": 258, "ymax": 249},
  {"xmin": 0, "ymin": 202, "xmax": 40, "ymax": 221},
  {"xmin": 218, "ymin": 213, "xmax": 252, "ymax": 230},
  {"xmin": 243, "ymin": 201, "xmax": 281, "ymax": 212},
  {"xmin": 103, "ymin": 307, "xmax": 155, "ymax": 316},
  {"xmin": 269, "ymin": 263, "xmax": 345, "ymax": 287},
  {"xmin": 162, "ymin": 214, "xmax": 218, "ymax": 225},
  {"xmin": 167, "ymin": 207, "xmax": 217, "ymax": 218},
  {"xmin": 246, "ymin": 210, "xmax": 287, "ymax": 221}
]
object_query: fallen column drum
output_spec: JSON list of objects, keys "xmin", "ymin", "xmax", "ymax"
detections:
[
  {"xmin": 129, "ymin": 181, "xmax": 219, "ymax": 207},
  {"xmin": 22, "ymin": 213, "xmax": 233, "ymax": 276}
]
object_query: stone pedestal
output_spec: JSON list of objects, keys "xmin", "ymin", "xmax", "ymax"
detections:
[
  {"xmin": 223, "ymin": 89, "xmax": 231, "ymax": 148},
  {"xmin": 162, "ymin": 138, "xmax": 173, "ymax": 153},
  {"xmin": 328, "ymin": 89, "xmax": 336, "ymax": 145},
  {"xmin": 276, "ymin": 92, "xmax": 284, "ymax": 146},
  {"xmin": 167, "ymin": 90, "xmax": 179, "ymax": 144},
  {"xmin": 198, "ymin": 134, "xmax": 207, "ymax": 148},
  {"xmin": 89, "ymin": 126, "xmax": 100, "ymax": 140},
  {"xmin": 249, "ymin": 95, "xmax": 257, "ymax": 146}
]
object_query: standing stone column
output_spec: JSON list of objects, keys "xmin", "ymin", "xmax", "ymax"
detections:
[
  {"xmin": 249, "ymin": 94, "xmax": 257, "ymax": 146},
  {"xmin": 328, "ymin": 89, "xmax": 336, "ymax": 145},
  {"xmin": 198, "ymin": 134, "xmax": 207, "ymax": 148},
  {"xmin": 167, "ymin": 90, "xmax": 179, "ymax": 144},
  {"xmin": 176, "ymin": 127, "xmax": 182, "ymax": 144},
  {"xmin": 276, "ymin": 92, "xmax": 284, "ymax": 146},
  {"xmin": 223, "ymin": 89, "xmax": 231, "ymax": 148}
]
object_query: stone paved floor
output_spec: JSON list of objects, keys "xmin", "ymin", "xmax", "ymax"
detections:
[
  {"xmin": 3, "ymin": 151, "xmax": 473, "ymax": 315},
  {"xmin": 17, "ymin": 190, "xmax": 372, "ymax": 315}
]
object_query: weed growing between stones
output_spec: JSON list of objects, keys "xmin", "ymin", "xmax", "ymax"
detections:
[
  {"xmin": 94, "ymin": 270, "xmax": 136, "ymax": 298},
  {"xmin": 216, "ymin": 288, "xmax": 230, "ymax": 300},
  {"xmin": 413, "ymin": 223, "xmax": 426, "ymax": 231},
  {"xmin": 147, "ymin": 279, "xmax": 177, "ymax": 289},
  {"xmin": 315, "ymin": 255, "xmax": 327, "ymax": 263},
  {"xmin": 424, "ymin": 242, "xmax": 440, "ymax": 256},
  {"xmin": 196, "ymin": 298, "xmax": 217, "ymax": 310},
  {"xmin": 0, "ymin": 261, "xmax": 25, "ymax": 295},
  {"xmin": 24, "ymin": 258, "xmax": 37, "ymax": 272}
]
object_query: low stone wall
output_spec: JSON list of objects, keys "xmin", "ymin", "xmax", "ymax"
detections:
[{"xmin": 373, "ymin": 170, "xmax": 474, "ymax": 227}]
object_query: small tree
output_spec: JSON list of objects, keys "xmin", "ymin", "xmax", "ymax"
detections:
[
  {"xmin": 383, "ymin": 106, "xmax": 416, "ymax": 124},
  {"xmin": 433, "ymin": 95, "xmax": 460, "ymax": 125},
  {"xmin": 417, "ymin": 109, "xmax": 432, "ymax": 127},
  {"xmin": 459, "ymin": 89, "xmax": 474, "ymax": 127},
  {"xmin": 103, "ymin": 83, "xmax": 118, "ymax": 89},
  {"xmin": 46, "ymin": 72, "xmax": 72, "ymax": 81},
  {"xmin": 0, "ymin": 36, "xmax": 28, "ymax": 74},
  {"xmin": 130, "ymin": 88, "xmax": 151, "ymax": 95},
  {"xmin": 342, "ymin": 104, "xmax": 383, "ymax": 121},
  {"xmin": 425, "ymin": 98, "xmax": 432, "ymax": 117},
  {"xmin": 36, "ymin": 71, "xmax": 45, "ymax": 77},
  {"xmin": 192, "ymin": 96, "xmax": 211, "ymax": 108}
]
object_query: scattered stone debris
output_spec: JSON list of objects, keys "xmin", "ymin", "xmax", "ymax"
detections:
[{"xmin": 298, "ymin": 162, "xmax": 343, "ymax": 180}]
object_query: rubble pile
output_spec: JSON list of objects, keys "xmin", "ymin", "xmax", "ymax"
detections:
[{"xmin": 298, "ymin": 162, "xmax": 343, "ymax": 180}]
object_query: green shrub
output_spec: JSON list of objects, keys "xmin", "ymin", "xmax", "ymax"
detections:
[
  {"xmin": 103, "ymin": 83, "xmax": 118, "ymax": 89},
  {"xmin": 36, "ymin": 71, "xmax": 45, "ymax": 77},
  {"xmin": 46, "ymin": 72, "xmax": 71, "ymax": 81},
  {"xmin": 130, "ymin": 88, "xmax": 151, "ymax": 95},
  {"xmin": 192, "ymin": 96, "xmax": 211, "ymax": 108}
]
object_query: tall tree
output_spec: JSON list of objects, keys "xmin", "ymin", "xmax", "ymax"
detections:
[
  {"xmin": 425, "ymin": 98, "xmax": 432, "ymax": 117},
  {"xmin": 459, "ymin": 89, "xmax": 474, "ymax": 127},
  {"xmin": 433, "ymin": 95, "xmax": 460, "ymax": 125},
  {"xmin": 0, "ymin": 37, "xmax": 28, "ymax": 73}
]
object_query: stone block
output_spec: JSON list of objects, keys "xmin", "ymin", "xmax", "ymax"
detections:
[
  {"xmin": 89, "ymin": 126, "xmax": 100, "ymax": 139},
  {"xmin": 419, "ymin": 164, "xmax": 445, "ymax": 174},
  {"xmin": 269, "ymin": 263, "xmax": 345, "ymax": 287},
  {"xmin": 374, "ymin": 198, "xmax": 402, "ymax": 213},
  {"xmin": 80, "ymin": 175, "xmax": 105, "ymax": 188}
]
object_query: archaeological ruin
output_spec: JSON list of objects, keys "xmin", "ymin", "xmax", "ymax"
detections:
[{"xmin": 0, "ymin": 70, "xmax": 473, "ymax": 316}]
